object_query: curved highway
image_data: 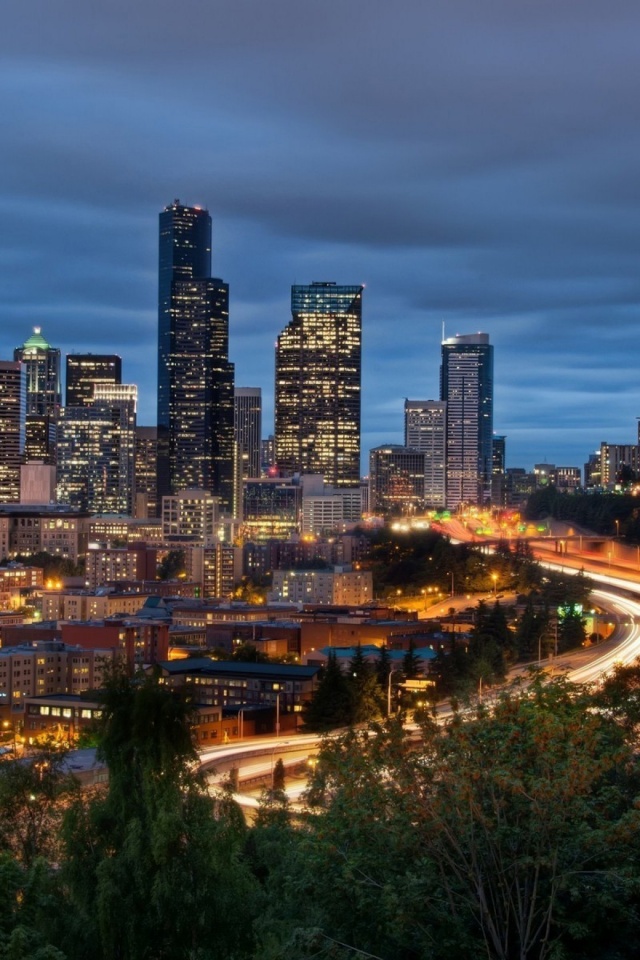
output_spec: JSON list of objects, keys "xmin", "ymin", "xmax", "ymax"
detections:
[{"xmin": 199, "ymin": 571, "xmax": 640, "ymax": 810}]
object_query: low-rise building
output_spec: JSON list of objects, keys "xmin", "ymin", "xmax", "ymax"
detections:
[
  {"xmin": 86, "ymin": 543, "xmax": 158, "ymax": 589},
  {"xmin": 42, "ymin": 590, "xmax": 150, "ymax": 622},
  {"xmin": 269, "ymin": 566, "xmax": 373, "ymax": 605},
  {"xmin": 157, "ymin": 658, "xmax": 321, "ymax": 732},
  {"xmin": 0, "ymin": 641, "xmax": 116, "ymax": 722}
]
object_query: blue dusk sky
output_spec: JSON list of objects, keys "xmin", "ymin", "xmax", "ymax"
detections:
[{"xmin": 2, "ymin": 0, "xmax": 640, "ymax": 473}]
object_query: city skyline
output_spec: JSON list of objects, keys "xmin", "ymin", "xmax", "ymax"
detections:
[{"xmin": 3, "ymin": 1, "xmax": 640, "ymax": 471}]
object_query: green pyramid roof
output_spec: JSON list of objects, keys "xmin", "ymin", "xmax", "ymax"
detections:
[{"xmin": 21, "ymin": 327, "xmax": 51, "ymax": 352}]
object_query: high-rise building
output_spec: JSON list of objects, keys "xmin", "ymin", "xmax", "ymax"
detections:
[
  {"xmin": 275, "ymin": 282, "xmax": 362, "ymax": 487},
  {"xmin": 65, "ymin": 354, "xmax": 122, "ymax": 407},
  {"xmin": 234, "ymin": 388, "xmax": 262, "ymax": 479},
  {"xmin": 14, "ymin": 328, "xmax": 61, "ymax": 463},
  {"xmin": 135, "ymin": 426, "xmax": 158, "ymax": 519},
  {"xmin": 404, "ymin": 400, "xmax": 447, "ymax": 510},
  {"xmin": 440, "ymin": 333, "xmax": 493, "ymax": 509},
  {"xmin": 598, "ymin": 443, "xmax": 640, "ymax": 488},
  {"xmin": 368, "ymin": 445, "xmax": 426, "ymax": 517},
  {"xmin": 261, "ymin": 435, "xmax": 275, "ymax": 475},
  {"xmin": 57, "ymin": 386, "xmax": 136, "ymax": 515},
  {"xmin": 491, "ymin": 435, "xmax": 507, "ymax": 506},
  {"xmin": 157, "ymin": 200, "xmax": 234, "ymax": 512},
  {"xmin": 0, "ymin": 362, "xmax": 26, "ymax": 504}
]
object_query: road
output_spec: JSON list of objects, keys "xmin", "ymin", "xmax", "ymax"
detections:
[{"xmin": 198, "ymin": 537, "xmax": 640, "ymax": 812}]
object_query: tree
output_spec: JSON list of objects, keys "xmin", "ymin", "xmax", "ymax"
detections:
[
  {"xmin": 557, "ymin": 603, "xmax": 586, "ymax": 652},
  {"xmin": 346, "ymin": 646, "xmax": 382, "ymax": 724},
  {"xmin": 272, "ymin": 758, "xmax": 286, "ymax": 792},
  {"xmin": 0, "ymin": 748, "xmax": 79, "ymax": 868},
  {"xmin": 302, "ymin": 652, "xmax": 352, "ymax": 732},
  {"xmin": 232, "ymin": 642, "xmax": 270, "ymax": 663},
  {"xmin": 516, "ymin": 599, "xmax": 548, "ymax": 661},
  {"xmin": 401, "ymin": 638, "xmax": 422, "ymax": 680},
  {"xmin": 374, "ymin": 645, "xmax": 391, "ymax": 689},
  {"xmin": 61, "ymin": 670, "xmax": 257, "ymax": 960},
  {"xmin": 157, "ymin": 549, "xmax": 186, "ymax": 580},
  {"xmin": 277, "ymin": 677, "xmax": 640, "ymax": 960},
  {"xmin": 0, "ymin": 855, "xmax": 68, "ymax": 960}
]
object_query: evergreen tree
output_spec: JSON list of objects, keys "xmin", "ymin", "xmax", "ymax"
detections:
[
  {"xmin": 401, "ymin": 638, "xmax": 422, "ymax": 680},
  {"xmin": 374, "ymin": 645, "xmax": 391, "ymax": 688},
  {"xmin": 272, "ymin": 757, "xmax": 286, "ymax": 792},
  {"xmin": 557, "ymin": 604, "xmax": 586, "ymax": 653},
  {"xmin": 61, "ymin": 670, "xmax": 256, "ymax": 960},
  {"xmin": 302, "ymin": 652, "xmax": 352, "ymax": 731}
]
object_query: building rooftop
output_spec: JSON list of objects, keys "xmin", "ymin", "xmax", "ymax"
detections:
[
  {"xmin": 319, "ymin": 645, "xmax": 437, "ymax": 661},
  {"xmin": 20, "ymin": 327, "xmax": 53, "ymax": 352},
  {"xmin": 158, "ymin": 658, "xmax": 320, "ymax": 680}
]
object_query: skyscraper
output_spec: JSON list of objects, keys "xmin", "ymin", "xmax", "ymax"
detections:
[
  {"xmin": 275, "ymin": 282, "xmax": 362, "ymax": 487},
  {"xmin": 157, "ymin": 200, "xmax": 234, "ymax": 511},
  {"xmin": 440, "ymin": 333, "xmax": 493, "ymax": 509},
  {"xmin": 404, "ymin": 400, "xmax": 447, "ymax": 510},
  {"xmin": 368, "ymin": 445, "xmax": 426, "ymax": 516},
  {"xmin": 234, "ymin": 388, "xmax": 262, "ymax": 479},
  {"xmin": 135, "ymin": 426, "xmax": 158, "ymax": 519},
  {"xmin": 14, "ymin": 328, "xmax": 61, "ymax": 463},
  {"xmin": 0, "ymin": 362, "xmax": 25, "ymax": 503},
  {"xmin": 65, "ymin": 354, "xmax": 122, "ymax": 407},
  {"xmin": 57, "ymin": 386, "xmax": 136, "ymax": 515}
]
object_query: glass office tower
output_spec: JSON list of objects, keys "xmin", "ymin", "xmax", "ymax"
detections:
[
  {"xmin": 157, "ymin": 200, "xmax": 234, "ymax": 512},
  {"xmin": 65, "ymin": 354, "xmax": 122, "ymax": 407},
  {"xmin": 14, "ymin": 328, "xmax": 61, "ymax": 463},
  {"xmin": 440, "ymin": 333, "xmax": 493, "ymax": 509},
  {"xmin": 275, "ymin": 282, "xmax": 362, "ymax": 487}
]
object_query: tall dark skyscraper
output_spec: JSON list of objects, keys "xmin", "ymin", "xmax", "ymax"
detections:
[
  {"xmin": 66, "ymin": 354, "xmax": 122, "ymax": 407},
  {"xmin": 14, "ymin": 328, "xmax": 61, "ymax": 463},
  {"xmin": 440, "ymin": 333, "xmax": 494, "ymax": 509},
  {"xmin": 0, "ymin": 361, "xmax": 25, "ymax": 503},
  {"xmin": 275, "ymin": 282, "xmax": 362, "ymax": 487},
  {"xmin": 234, "ymin": 387, "xmax": 262, "ymax": 479},
  {"xmin": 157, "ymin": 200, "xmax": 234, "ymax": 511}
]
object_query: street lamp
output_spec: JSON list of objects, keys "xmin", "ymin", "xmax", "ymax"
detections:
[
  {"xmin": 491, "ymin": 573, "xmax": 498, "ymax": 597},
  {"xmin": 237, "ymin": 708, "xmax": 245, "ymax": 741},
  {"xmin": 446, "ymin": 571, "xmax": 454, "ymax": 597},
  {"xmin": 387, "ymin": 667, "xmax": 402, "ymax": 717}
]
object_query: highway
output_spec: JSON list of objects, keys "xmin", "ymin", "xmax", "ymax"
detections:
[{"xmin": 197, "ymin": 549, "xmax": 640, "ymax": 812}]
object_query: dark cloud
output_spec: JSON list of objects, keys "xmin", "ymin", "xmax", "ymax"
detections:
[{"xmin": 1, "ymin": 0, "xmax": 640, "ymax": 470}]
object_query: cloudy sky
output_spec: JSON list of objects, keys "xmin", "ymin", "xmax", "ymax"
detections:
[{"xmin": 2, "ymin": 0, "xmax": 640, "ymax": 472}]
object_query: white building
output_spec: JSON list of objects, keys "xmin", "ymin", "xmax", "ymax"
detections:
[
  {"xmin": 162, "ymin": 488, "xmax": 220, "ymax": 542},
  {"xmin": 269, "ymin": 566, "xmax": 372, "ymax": 605},
  {"xmin": 404, "ymin": 400, "xmax": 447, "ymax": 510}
]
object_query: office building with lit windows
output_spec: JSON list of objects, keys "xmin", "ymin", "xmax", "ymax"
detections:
[
  {"xmin": 157, "ymin": 200, "xmax": 234, "ymax": 512},
  {"xmin": 275, "ymin": 282, "xmax": 362, "ymax": 487},
  {"xmin": 135, "ymin": 426, "xmax": 158, "ymax": 518},
  {"xmin": 440, "ymin": 333, "xmax": 493, "ymax": 509},
  {"xmin": 14, "ymin": 328, "xmax": 61, "ymax": 463},
  {"xmin": 65, "ymin": 354, "xmax": 122, "ymax": 407},
  {"xmin": 234, "ymin": 388, "xmax": 262, "ymax": 479},
  {"xmin": 0, "ymin": 362, "xmax": 26, "ymax": 504},
  {"xmin": 404, "ymin": 400, "xmax": 447, "ymax": 510},
  {"xmin": 56, "ymin": 386, "xmax": 137, "ymax": 514},
  {"xmin": 368, "ymin": 445, "xmax": 426, "ymax": 516}
]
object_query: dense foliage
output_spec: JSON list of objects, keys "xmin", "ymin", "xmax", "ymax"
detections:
[
  {"xmin": 1, "ymin": 551, "xmax": 84, "ymax": 580},
  {"xmin": 526, "ymin": 487, "xmax": 640, "ymax": 541},
  {"xmin": 362, "ymin": 527, "xmax": 543, "ymax": 597},
  {"xmin": 4, "ymin": 668, "xmax": 640, "ymax": 959}
]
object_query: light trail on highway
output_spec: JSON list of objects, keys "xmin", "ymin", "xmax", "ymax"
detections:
[{"xmin": 564, "ymin": 588, "xmax": 640, "ymax": 684}]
